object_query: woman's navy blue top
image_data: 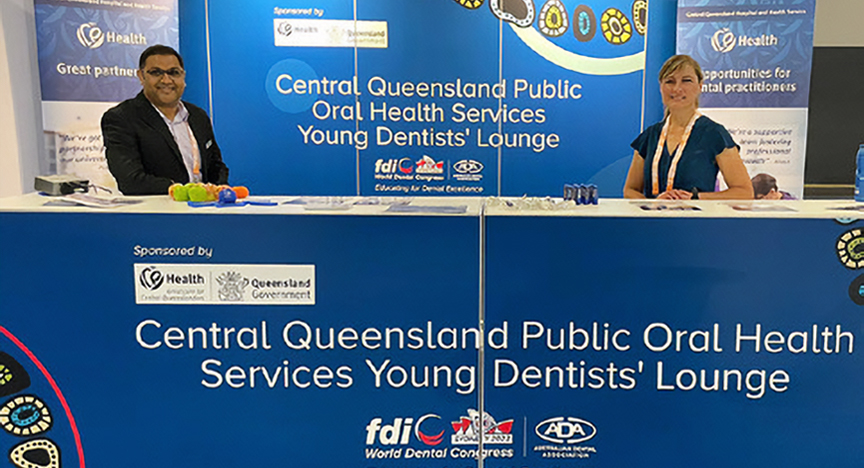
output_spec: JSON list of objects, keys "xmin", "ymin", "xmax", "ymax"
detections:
[{"xmin": 630, "ymin": 116, "xmax": 738, "ymax": 198}]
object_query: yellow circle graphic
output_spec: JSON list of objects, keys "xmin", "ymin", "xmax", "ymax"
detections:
[
  {"xmin": 601, "ymin": 8, "xmax": 632, "ymax": 45},
  {"xmin": 539, "ymin": 0, "xmax": 569, "ymax": 37},
  {"xmin": 453, "ymin": 0, "xmax": 484, "ymax": 9}
]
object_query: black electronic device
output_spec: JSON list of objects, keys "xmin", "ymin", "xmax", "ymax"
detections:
[{"xmin": 34, "ymin": 175, "xmax": 89, "ymax": 196}]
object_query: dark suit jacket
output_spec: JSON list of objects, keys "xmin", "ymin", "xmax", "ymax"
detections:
[{"xmin": 101, "ymin": 91, "xmax": 229, "ymax": 195}]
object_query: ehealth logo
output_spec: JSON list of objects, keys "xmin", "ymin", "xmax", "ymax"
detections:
[
  {"xmin": 711, "ymin": 28, "xmax": 735, "ymax": 53},
  {"xmin": 77, "ymin": 23, "xmax": 104, "ymax": 49},
  {"xmin": 138, "ymin": 266, "xmax": 164, "ymax": 291},
  {"xmin": 277, "ymin": 22, "xmax": 293, "ymax": 36},
  {"xmin": 76, "ymin": 22, "xmax": 147, "ymax": 49}
]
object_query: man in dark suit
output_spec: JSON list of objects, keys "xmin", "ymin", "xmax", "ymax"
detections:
[{"xmin": 102, "ymin": 45, "xmax": 228, "ymax": 195}]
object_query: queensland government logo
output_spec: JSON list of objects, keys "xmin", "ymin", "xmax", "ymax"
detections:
[
  {"xmin": 534, "ymin": 416, "xmax": 597, "ymax": 459},
  {"xmin": 216, "ymin": 271, "xmax": 249, "ymax": 301}
]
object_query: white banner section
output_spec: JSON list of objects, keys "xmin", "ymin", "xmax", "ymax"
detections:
[
  {"xmin": 273, "ymin": 19, "xmax": 388, "ymax": 48},
  {"xmin": 700, "ymin": 107, "xmax": 807, "ymax": 199},
  {"xmin": 134, "ymin": 263, "xmax": 315, "ymax": 305}
]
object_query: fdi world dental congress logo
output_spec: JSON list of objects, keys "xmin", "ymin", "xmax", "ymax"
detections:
[
  {"xmin": 711, "ymin": 28, "xmax": 736, "ymax": 53},
  {"xmin": 76, "ymin": 22, "xmax": 147, "ymax": 49},
  {"xmin": 451, "ymin": 409, "xmax": 513, "ymax": 445},
  {"xmin": 134, "ymin": 264, "xmax": 315, "ymax": 305},
  {"xmin": 364, "ymin": 410, "xmax": 515, "ymax": 460},
  {"xmin": 374, "ymin": 156, "xmax": 445, "ymax": 181}
]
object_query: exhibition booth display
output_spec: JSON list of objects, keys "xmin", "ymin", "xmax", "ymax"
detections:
[
  {"xmin": 10, "ymin": 1, "xmax": 853, "ymax": 467},
  {"xmin": 1, "ymin": 194, "xmax": 863, "ymax": 467}
]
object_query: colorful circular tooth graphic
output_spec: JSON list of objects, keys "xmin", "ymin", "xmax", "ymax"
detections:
[
  {"xmin": 632, "ymin": 0, "xmax": 647, "ymax": 36},
  {"xmin": 490, "ymin": 0, "xmax": 535, "ymax": 28},
  {"xmin": 9, "ymin": 438, "xmax": 60, "ymax": 468},
  {"xmin": 572, "ymin": 4, "xmax": 596, "ymax": 42},
  {"xmin": 0, "ymin": 351, "xmax": 31, "ymax": 398},
  {"xmin": 538, "ymin": 0, "xmax": 568, "ymax": 37},
  {"xmin": 601, "ymin": 8, "xmax": 632, "ymax": 45},
  {"xmin": 1, "ymin": 395, "xmax": 53, "ymax": 437},
  {"xmin": 837, "ymin": 228, "xmax": 864, "ymax": 268},
  {"xmin": 453, "ymin": 0, "xmax": 485, "ymax": 9}
]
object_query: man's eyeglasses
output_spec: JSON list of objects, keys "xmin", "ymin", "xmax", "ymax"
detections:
[{"xmin": 144, "ymin": 68, "xmax": 185, "ymax": 79}]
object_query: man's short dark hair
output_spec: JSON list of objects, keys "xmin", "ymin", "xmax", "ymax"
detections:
[
  {"xmin": 139, "ymin": 45, "xmax": 184, "ymax": 70},
  {"xmin": 751, "ymin": 173, "xmax": 778, "ymax": 198}
]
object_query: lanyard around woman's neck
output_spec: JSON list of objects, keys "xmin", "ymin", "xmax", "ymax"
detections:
[{"xmin": 651, "ymin": 111, "xmax": 701, "ymax": 196}]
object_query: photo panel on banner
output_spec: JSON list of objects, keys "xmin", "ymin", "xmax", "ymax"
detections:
[
  {"xmin": 34, "ymin": 0, "xmax": 180, "ymax": 192},
  {"xmin": 499, "ymin": 0, "xmax": 648, "ymax": 198},
  {"xmin": 676, "ymin": 0, "xmax": 816, "ymax": 199},
  {"xmin": 207, "ymin": 0, "xmax": 359, "ymax": 195},
  {"xmin": 355, "ymin": 0, "xmax": 500, "ymax": 197}
]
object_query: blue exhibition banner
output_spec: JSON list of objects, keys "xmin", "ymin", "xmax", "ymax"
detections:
[
  {"xmin": 0, "ymin": 211, "xmax": 481, "ymax": 467},
  {"xmin": 33, "ymin": 0, "xmax": 179, "ymax": 191},
  {"xmin": 2, "ymin": 205, "xmax": 863, "ymax": 467},
  {"xmin": 676, "ymin": 0, "xmax": 816, "ymax": 198},
  {"xmin": 34, "ymin": 0, "xmax": 179, "ymax": 102},
  {"xmin": 484, "ymin": 214, "xmax": 864, "ymax": 467},
  {"xmin": 188, "ymin": 0, "xmax": 655, "ymax": 197}
]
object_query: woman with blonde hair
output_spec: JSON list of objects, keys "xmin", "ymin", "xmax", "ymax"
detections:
[{"xmin": 623, "ymin": 55, "xmax": 753, "ymax": 200}]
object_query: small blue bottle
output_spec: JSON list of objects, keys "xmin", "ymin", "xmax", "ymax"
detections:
[{"xmin": 857, "ymin": 144, "xmax": 864, "ymax": 202}]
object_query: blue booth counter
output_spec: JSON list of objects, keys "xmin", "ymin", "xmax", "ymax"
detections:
[{"xmin": 0, "ymin": 194, "xmax": 861, "ymax": 467}]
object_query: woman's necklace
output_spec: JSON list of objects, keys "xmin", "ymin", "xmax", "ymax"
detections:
[{"xmin": 651, "ymin": 111, "xmax": 701, "ymax": 196}]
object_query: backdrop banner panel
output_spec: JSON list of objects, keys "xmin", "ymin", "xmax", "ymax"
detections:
[
  {"xmin": 196, "ymin": 0, "xmax": 651, "ymax": 196},
  {"xmin": 676, "ymin": 0, "xmax": 816, "ymax": 199},
  {"xmin": 484, "ymin": 215, "xmax": 863, "ymax": 466},
  {"xmin": 33, "ymin": 0, "xmax": 179, "ymax": 191},
  {"xmin": 0, "ymin": 211, "xmax": 481, "ymax": 467}
]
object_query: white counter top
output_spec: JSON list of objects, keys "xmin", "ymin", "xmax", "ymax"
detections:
[{"xmin": 1, "ymin": 192, "xmax": 862, "ymax": 219}]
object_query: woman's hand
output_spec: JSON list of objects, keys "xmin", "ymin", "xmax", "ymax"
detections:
[{"xmin": 657, "ymin": 189, "xmax": 693, "ymax": 200}]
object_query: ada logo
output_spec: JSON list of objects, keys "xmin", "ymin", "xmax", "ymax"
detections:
[
  {"xmin": 365, "ymin": 415, "xmax": 445, "ymax": 446},
  {"xmin": 535, "ymin": 416, "xmax": 597, "ymax": 444},
  {"xmin": 77, "ymin": 23, "xmax": 104, "ymax": 49},
  {"xmin": 139, "ymin": 266, "xmax": 164, "ymax": 291},
  {"xmin": 453, "ymin": 159, "xmax": 483, "ymax": 182},
  {"xmin": 711, "ymin": 28, "xmax": 735, "ymax": 53},
  {"xmin": 451, "ymin": 409, "xmax": 513, "ymax": 445},
  {"xmin": 453, "ymin": 159, "xmax": 483, "ymax": 174}
]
